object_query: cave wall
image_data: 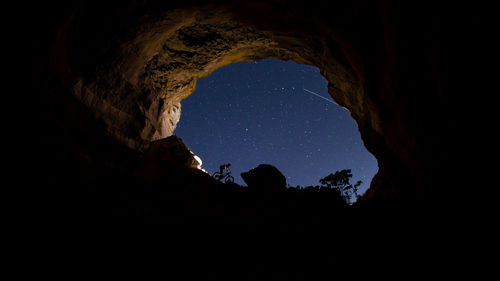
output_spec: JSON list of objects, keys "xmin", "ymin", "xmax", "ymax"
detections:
[{"xmin": 38, "ymin": 0, "xmax": 460, "ymax": 203}]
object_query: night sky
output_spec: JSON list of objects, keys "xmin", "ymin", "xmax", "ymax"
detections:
[{"xmin": 175, "ymin": 59, "xmax": 378, "ymax": 197}]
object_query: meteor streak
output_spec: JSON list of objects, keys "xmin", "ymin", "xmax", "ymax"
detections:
[{"xmin": 303, "ymin": 88, "xmax": 338, "ymax": 105}]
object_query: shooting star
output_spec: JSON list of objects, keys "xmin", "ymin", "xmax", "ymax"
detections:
[{"xmin": 303, "ymin": 88, "xmax": 338, "ymax": 105}]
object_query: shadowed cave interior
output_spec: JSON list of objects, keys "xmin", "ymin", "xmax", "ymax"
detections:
[{"xmin": 30, "ymin": 0, "xmax": 470, "ymax": 278}]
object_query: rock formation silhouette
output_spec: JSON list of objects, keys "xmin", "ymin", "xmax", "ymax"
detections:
[{"xmin": 241, "ymin": 164, "xmax": 287, "ymax": 191}]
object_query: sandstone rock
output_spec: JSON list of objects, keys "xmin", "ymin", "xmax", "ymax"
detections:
[
  {"xmin": 141, "ymin": 135, "xmax": 203, "ymax": 182},
  {"xmin": 148, "ymin": 136, "xmax": 201, "ymax": 168}
]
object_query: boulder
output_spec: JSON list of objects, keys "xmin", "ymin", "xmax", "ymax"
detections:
[
  {"xmin": 141, "ymin": 135, "xmax": 202, "ymax": 182},
  {"xmin": 241, "ymin": 164, "xmax": 287, "ymax": 191}
]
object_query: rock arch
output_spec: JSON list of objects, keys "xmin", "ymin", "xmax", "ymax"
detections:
[{"xmin": 42, "ymin": 0, "xmax": 457, "ymax": 203}]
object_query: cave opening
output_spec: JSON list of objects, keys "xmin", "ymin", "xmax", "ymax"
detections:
[
  {"xmin": 31, "ymin": 1, "xmax": 465, "ymax": 275},
  {"xmin": 174, "ymin": 59, "xmax": 378, "ymax": 198},
  {"xmin": 50, "ymin": 4, "xmax": 416, "ymax": 203}
]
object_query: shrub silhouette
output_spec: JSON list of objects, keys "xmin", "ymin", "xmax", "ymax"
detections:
[{"xmin": 319, "ymin": 169, "xmax": 362, "ymax": 203}]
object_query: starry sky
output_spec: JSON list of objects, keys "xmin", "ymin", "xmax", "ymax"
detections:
[{"xmin": 174, "ymin": 59, "xmax": 378, "ymax": 197}]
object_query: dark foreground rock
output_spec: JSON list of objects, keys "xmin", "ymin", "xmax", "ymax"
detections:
[{"xmin": 241, "ymin": 164, "xmax": 287, "ymax": 191}]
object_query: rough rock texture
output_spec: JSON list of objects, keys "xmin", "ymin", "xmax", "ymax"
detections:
[
  {"xmin": 140, "ymin": 135, "xmax": 203, "ymax": 183},
  {"xmin": 35, "ymin": 0, "xmax": 465, "ymax": 205}
]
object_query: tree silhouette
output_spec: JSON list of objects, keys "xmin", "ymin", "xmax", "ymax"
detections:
[{"xmin": 319, "ymin": 169, "xmax": 362, "ymax": 203}]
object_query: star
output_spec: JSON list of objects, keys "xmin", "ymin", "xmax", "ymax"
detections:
[{"xmin": 174, "ymin": 59, "xmax": 378, "ymax": 199}]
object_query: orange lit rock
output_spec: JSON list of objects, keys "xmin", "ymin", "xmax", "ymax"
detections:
[{"xmin": 141, "ymin": 135, "xmax": 203, "ymax": 183}]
